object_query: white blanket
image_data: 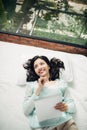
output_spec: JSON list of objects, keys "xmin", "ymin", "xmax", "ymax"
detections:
[{"xmin": 0, "ymin": 41, "xmax": 87, "ymax": 130}]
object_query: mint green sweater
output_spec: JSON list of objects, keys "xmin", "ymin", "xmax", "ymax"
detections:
[{"xmin": 23, "ymin": 79, "xmax": 76, "ymax": 129}]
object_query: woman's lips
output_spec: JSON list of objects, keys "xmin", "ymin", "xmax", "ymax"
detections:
[
  {"xmin": 38, "ymin": 69, "xmax": 44, "ymax": 74},
  {"xmin": 39, "ymin": 71, "xmax": 44, "ymax": 74}
]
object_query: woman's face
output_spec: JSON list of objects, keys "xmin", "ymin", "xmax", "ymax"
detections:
[{"xmin": 34, "ymin": 58, "xmax": 50, "ymax": 77}]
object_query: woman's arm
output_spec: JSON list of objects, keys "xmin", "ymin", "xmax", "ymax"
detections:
[
  {"xmin": 55, "ymin": 80, "xmax": 76, "ymax": 113},
  {"xmin": 23, "ymin": 77, "xmax": 46, "ymax": 116},
  {"xmin": 63, "ymin": 88, "xmax": 76, "ymax": 113},
  {"xmin": 23, "ymin": 82, "xmax": 38, "ymax": 116}
]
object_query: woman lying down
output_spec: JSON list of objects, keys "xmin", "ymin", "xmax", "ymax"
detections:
[{"xmin": 23, "ymin": 55, "xmax": 78, "ymax": 130}]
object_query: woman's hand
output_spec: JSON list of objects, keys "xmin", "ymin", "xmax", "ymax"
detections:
[
  {"xmin": 35, "ymin": 77, "xmax": 47, "ymax": 96},
  {"xmin": 38, "ymin": 77, "xmax": 47, "ymax": 86},
  {"xmin": 54, "ymin": 102, "xmax": 68, "ymax": 112}
]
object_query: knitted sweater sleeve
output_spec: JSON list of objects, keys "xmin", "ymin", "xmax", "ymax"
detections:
[
  {"xmin": 60, "ymin": 80, "xmax": 76, "ymax": 114},
  {"xmin": 23, "ymin": 82, "xmax": 38, "ymax": 116}
]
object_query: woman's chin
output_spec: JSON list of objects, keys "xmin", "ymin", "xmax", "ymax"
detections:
[{"xmin": 40, "ymin": 74, "xmax": 46, "ymax": 77}]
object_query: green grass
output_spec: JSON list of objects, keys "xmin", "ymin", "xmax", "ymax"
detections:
[{"xmin": 32, "ymin": 29, "xmax": 87, "ymax": 46}]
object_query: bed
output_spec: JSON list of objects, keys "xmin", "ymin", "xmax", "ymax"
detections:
[{"xmin": 0, "ymin": 41, "xmax": 87, "ymax": 130}]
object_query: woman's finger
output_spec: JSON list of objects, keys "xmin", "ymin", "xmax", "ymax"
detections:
[{"xmin": 54, "ymin": 102, "xmax": 68, "ymax": 111}]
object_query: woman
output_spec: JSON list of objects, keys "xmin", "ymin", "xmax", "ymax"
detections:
[{"xmin": 23, "ymin": 55, "xmax": 78, "ymax": 130}]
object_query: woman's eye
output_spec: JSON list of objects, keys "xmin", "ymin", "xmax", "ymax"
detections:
[
  {"xmin": 34, "ymin": 65, "xmax": 37, "ymax": 69},
  {"xmin": 34, "ymin": 62, "xmax": 45, "ymax": 69},
  {"xmin": 40, "ymin": 62, "xmax": 44, "ymax": 65}
]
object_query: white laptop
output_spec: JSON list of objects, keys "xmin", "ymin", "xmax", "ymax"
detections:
[{"xmin": 34, "ymin": 94, "xmax": 62, "ymax": 122}]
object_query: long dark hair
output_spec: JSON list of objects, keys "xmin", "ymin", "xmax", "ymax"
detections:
[{"xmin": 23, "ymin": 55, "xmax": 65, "ymax": 81}]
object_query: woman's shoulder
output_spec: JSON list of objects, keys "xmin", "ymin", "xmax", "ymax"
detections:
[
  {"xmin": 25, "ymin": 81, "xmax": 38, "ymax": 94},
  {"xmin": 56, "ymin": 79, "xmax": 68, "ymax": 93},
  {"xmin": 56, "ymin": 78, "xmax": 67, "ymax": 85},
  {"xmin": 26, "ymin": 81, "xmax": 37, "ymax": 86}
]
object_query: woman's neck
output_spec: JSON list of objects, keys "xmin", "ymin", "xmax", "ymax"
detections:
[{"xmin": 42, "ymin": 74, "xmax": 50, "ymax": 82}]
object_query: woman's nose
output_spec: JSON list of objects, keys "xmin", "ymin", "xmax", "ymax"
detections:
[{"xmin": 38, "ymin": 65, "xmax": 42, "ymax": 70}]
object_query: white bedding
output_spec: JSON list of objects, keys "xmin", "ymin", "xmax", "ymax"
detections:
[{"xmin": 0, "ymin": 41, "xmax": 87, "ymax": 130}]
